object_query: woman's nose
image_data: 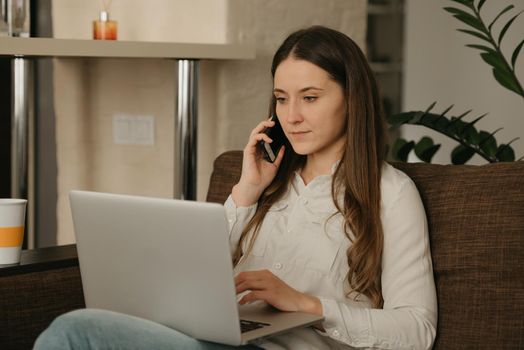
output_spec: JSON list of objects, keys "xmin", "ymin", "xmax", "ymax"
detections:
[{"xmin": 285, "ymin": 101, "xmax": 303, "ymax": 124}]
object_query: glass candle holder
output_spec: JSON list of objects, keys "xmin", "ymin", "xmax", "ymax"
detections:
[
  {"xmin": 1, "ymin": 0, "xmax": 8, "ymax": 36},
  {"xmin": 7, "ymin": 0, "xmax": 29, "ymax": 37},
  {"xmin": 93, "ymin": 11, "xmax": 117, "ymax": 40}
]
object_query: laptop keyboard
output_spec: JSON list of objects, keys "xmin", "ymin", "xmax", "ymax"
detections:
[{"xmin": 240, "ymin": 319, "xmax": 271, "ymax": 333}]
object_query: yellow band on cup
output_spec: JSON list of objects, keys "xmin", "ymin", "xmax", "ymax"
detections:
[{"xmin": 0, "ymin": 226, "xmax": 24, "ymax": 247}]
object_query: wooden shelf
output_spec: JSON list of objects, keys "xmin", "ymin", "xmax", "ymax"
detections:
[{"xmin": 0, "ymin": 37, "xmax": 256, "ymax": 60}]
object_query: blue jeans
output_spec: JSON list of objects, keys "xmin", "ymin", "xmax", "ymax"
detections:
[{"xmin": 33, "ymin": 309, "xmax": 263, "ymax": 350}]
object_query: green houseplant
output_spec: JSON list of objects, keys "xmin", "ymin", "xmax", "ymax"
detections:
[{"xmin": 388, "ymin": 0, "xmax": 523, "ymax": 164}]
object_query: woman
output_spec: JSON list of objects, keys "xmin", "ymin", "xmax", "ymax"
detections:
[{"xmin": 34, "ymin": 26, "xmax": 437, "ymax": 350}]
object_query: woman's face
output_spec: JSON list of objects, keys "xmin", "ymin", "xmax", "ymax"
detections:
[{"xmin": 273, "ymin": 57, "xmax": 347, "ymax": 160}]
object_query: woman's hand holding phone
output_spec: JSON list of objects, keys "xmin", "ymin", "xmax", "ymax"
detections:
[{"xmin": 232, "ymin": 118, "xmax": 285, "ymax": 207}]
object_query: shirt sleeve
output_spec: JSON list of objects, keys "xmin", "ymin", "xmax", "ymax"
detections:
[
  {"xmin": 224, "ymin": 194, "xmax": 258, "ymax": 253},
  {"xmin": 316, "ymin": 178, "xmax": 438, "ymax": 349}
]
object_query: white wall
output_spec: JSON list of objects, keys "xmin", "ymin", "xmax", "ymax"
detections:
[{"xmin": 403, "ymin": 0, "xmax": 524, "ymax": 164}]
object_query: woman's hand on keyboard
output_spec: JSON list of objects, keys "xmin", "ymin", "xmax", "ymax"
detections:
[{"xmin": 235, "ymin": 269, "xmax": 322, "ymax": 316}]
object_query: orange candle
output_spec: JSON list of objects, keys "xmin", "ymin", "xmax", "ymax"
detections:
[{"xmin": 93, "ymin": 11, "xmax": 117, "ymax": 40}]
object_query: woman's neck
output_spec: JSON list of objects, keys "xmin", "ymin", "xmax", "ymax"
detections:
[{"xmin": 300, "ymin": 154, "xmax": 340, "ymax": 185}]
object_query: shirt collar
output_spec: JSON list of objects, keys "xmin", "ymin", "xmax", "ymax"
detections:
[{"xmin": 292, "ymin": 159, "xmax": 340, "ymax": 195}]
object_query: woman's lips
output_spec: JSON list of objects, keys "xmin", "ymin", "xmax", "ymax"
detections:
[{"xmin": 288, "ymin": 131, "xmax": 310, "ymax": 140}]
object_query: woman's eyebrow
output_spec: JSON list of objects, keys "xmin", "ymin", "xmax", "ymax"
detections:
[{"xmin": 273, "ymin": 86, "xmax": 324, "ymax": 94}]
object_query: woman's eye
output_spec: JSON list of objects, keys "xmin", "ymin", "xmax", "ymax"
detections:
[
  {"xmin": 275, "ymin": 97, "xmax": 287, "ymax": 103},
  {"xmin": 304, "ymin": 96, "xmax": 317, "ymax": 102}
]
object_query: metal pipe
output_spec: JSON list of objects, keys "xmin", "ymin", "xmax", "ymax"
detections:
[
  {"xmin": 11, "ymin": 58, "xmax": 30, "ymax": 199},
  {"xmin": 11, "ymin": 57, "xmax": 33, "ymax": 248},
  {"xmin": 175, "ymin": 60, "xmax": 198, "ymax": 200}
]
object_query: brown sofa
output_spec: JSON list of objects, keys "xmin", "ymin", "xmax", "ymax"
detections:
[{"xmin": 1, "ymin": 150, "xmax": 523, "ymax": 349}]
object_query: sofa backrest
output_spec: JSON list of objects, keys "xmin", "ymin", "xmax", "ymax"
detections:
[{"xmin": 207, "ymin": 150, "xmax": 524, "ymax": 349}]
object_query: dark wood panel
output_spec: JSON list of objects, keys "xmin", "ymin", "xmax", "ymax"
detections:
[{"xmin": 0, "ymin": 244, "xmax": 79, "ymax": 277}]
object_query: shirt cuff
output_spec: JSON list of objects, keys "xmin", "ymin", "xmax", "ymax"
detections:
[
  {"xmin": 224, "ymin": 195, "xmax": 258, "ymax": 247},
  {"xmin": 317, "ymin": 297, "xmax": 369, "ymax": 346}
]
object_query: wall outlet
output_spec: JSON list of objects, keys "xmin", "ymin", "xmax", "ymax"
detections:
[{"xmin": 113, "ymin": 114, "xmax": 155, "ymax": 145}]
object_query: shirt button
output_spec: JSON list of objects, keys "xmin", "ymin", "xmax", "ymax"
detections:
[
  {"xmin": 332, "ymin": 330, "xmax": 340, "ymax": 338},
  {"xmin": 274, "ymin": 262, "xmax": 283, "ymax": 270},
  {"xmin": 302, "ymin": 198, "xmax": 308, "ymax": 204},
  {"xmin": 228, "ymin": 218, "xmax": 234, "ymax": 223},
  {"xmin": 287, "ymin": 229, "xmax": 292, "ymax": 234}
]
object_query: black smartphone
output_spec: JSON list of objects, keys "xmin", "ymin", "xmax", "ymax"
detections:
[{"xmin": 259, "ymin": 115, "xmax": 286, "ymax": 163}]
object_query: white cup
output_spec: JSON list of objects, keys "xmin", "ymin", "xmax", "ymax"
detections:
[{"xmin": 0, "ymin": 198, "xmax": 27, "ymax": 265}]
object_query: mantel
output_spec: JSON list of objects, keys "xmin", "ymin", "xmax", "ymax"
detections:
[{"xmin": 0, "ymin": 37, "xmax": 255, "ymax": 60}]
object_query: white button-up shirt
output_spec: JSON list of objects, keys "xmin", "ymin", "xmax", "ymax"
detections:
[{"xmin": 225, "ymin": 163, "xmax": 438, "ymax": 349}]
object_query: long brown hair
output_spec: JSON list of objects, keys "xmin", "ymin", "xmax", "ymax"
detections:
[{"xmin": 232, "ymin": 26, "xmax": 387, "ymax": 308}]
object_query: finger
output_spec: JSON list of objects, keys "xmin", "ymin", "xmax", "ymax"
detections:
[
  {"xmin": 246, "ymin": 133, "xmax": 272, "ymax": 149},
  {"xmin": 235, "ymin": 279, "xmax": 268, "ymax": 294},
  {"xmin": 234, "ymin": 271, "xmax": 252, "ymax": 285},
  {"xmin": 235, "ymin": 270, "xmax": 261, "ymax": 285},
  {"xmin": 234, "ymin": 270, "xmax": 269, "ymax": 285},
  {"xmin": 272, "ymin": 145, "xmax": 286, "ymax": 168},
  {"xmin": 238, "ymin": 291, "xmax": 268, "ymax": 305},
  {"xmin": 250, "ymin": 119, "xmax": 275, "ymax": 137}
]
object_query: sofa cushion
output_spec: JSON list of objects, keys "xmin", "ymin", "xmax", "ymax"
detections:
[
  {"xmin": 393, "ymin": 161, "xmax": 524, "ymax": 349},
  {"xmin": 206, "ymin": 151, "xmax": 243, "ymax": 204},
  {"xmin": 207, "ymin": 151, "xmax": 524, "ymax": 349}
]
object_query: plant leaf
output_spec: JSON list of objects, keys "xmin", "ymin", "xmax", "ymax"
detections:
[
  {"xmin": 392, "ymin": 138, "xmax": 415, "ymax": 162},
  {"xmin": 391, "ymin": 138, "xmax": 407, "ymax": 159},
  {"xmin": 431, "ymin": 105, "xmax": 454, "ymax": 127},
  {"xmin": 458, "ymin": 29, "xmax": 491, "ymax": 43},
  {"xmin": 498, "ymin": 10, "xmax": 523, "ymax": 46},
  {"xmin": 451, "ymin": 145, "xmax": 476, "ymax": 164},
  {"xmin": 460, "ymin": 113, "xmax": 486, "ymax": 140},
  {"xmin": 511, "ymin": 39, "xmax": 524, "ymax": 68},
  {"xmin": 478, "ymin": 0, "xmax": 487, "ymax": 12},
  {"xmin": 445, "ymin": 110, "xmax": 471, "ymax": 134},
  {"xmin": 434, "ymin": 115, "xmax": 451, "ymax": 132},
  {"xmin": 440, "ymin": 105, "xmax": 454, "ymax": 117},
  {"xmin": 453, "ymin": 13, "xmax": 488, "ymax": 34},
  {"xmin": 488, "ymin": 5, "xmax": 514, "ymax": 32},
  {"xmin": 424, "ymin": 101, "xmax": 437, "ymax": 113},
  {"xmin": 410, "ymin": 111, "xmax": 426, "ymax": 124},
  {"xmin": 386, "ymin": 112, "xmax": 416, "ymax": 126},
  {"xmin": 414, "ymin": 137, "xmax": 441, "ymax": 163},
  {"xmin": 479, "ymin": 130, "xmax": 499, "ymax": 156},
  {"xmin": 444, "ymin": 7, "xmax": 472, "ymax": 16},
  {"xmin": 450, "ymin": 118, "xmax": 468, "ymax": 138},
  {"xmin": 414, "ymin": 137, "xmax": 433, "ymax": 155},
  {"xmin": 456, "ymin": 109, "xmax": 473, "ymax": 119},
  {"xmin": 421, "ymin": 144, "xmax": 441, "ymax": 163},
  {"xmin": 493, "ymin": 67, "xmax": 522, "ymax": 95},
  {"xmin": 480, "ymin": 50, "xmax": 508, "ymax": 72},
  {"xmin": 496, "ymin": 144, "xmax": 516, "ymax": 162},
  {"xmin": 466, "ymin": 44, "xmax": 494, "ymax": 53},
  {"xmin": 464, "ymin": 127, "xmax": 481, "ymax": 145}
]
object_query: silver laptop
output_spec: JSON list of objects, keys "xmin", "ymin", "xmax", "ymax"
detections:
[{"xmin": 69, "ymin": 190, "xmax": 323, "ymax": 346}]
